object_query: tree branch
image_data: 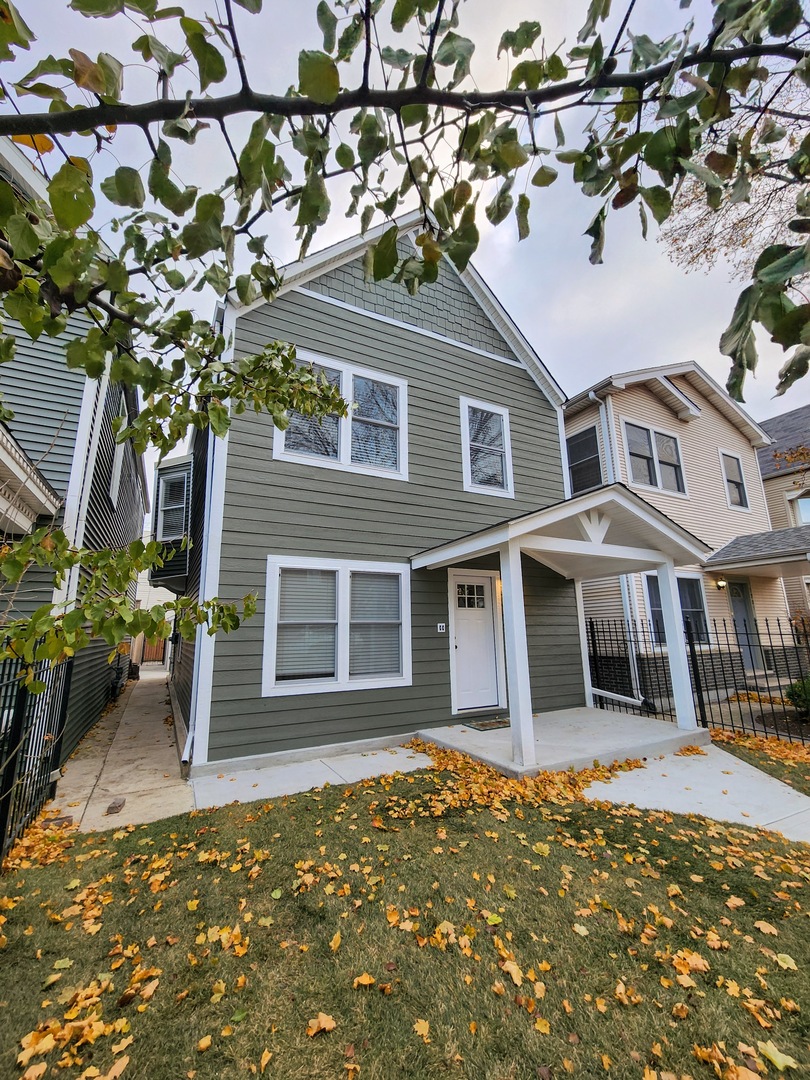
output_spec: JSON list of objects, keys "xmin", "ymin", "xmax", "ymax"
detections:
[
  {"xmin": 223, "ymin": 0, "xmax": 251, "ymax": 93},
  {"xmin": 420, "ymin": 0, "xmax": 446, "ymax": 88},
  {"xmin": 0, "ymin": 43, "xmax": 802, "ymax": 137}
]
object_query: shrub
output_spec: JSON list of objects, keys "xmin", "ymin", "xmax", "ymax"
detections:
[{"xmin": 785, "ymin": 675, "xmax": 810, "ymax": 718}]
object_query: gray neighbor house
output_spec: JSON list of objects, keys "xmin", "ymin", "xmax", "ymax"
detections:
[
  {"xmin": 0, "ymin": 139, "xmax": 148, "ymax": 764},
  {"xmin": 155, "ymin": 212, "xmax": 711, "ymax": 778}
]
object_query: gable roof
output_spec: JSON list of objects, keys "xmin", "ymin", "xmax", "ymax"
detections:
[
  {"xmin": 565, "ymin": 361, "xmax": 771, "ymax": 448},
  {"xmin": 706, "ymin": 524, "xmax": 810, "ymax": 578},
  {"xmin": 228, "ymin": 211, "xmax": 565, "ymax": 409},
  {"xmin": 757, "ymin": 402, "xmax": 810, "ymax": 479}
]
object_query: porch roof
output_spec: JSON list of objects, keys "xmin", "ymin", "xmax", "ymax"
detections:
[
  {"xmin": 411, "ymin": 483, "xmax": 711, "ymax": 579},
  {"xmin": 0, "ymin": 421, "xmax": 61, "ymax": 535},
  {"xmin": 706, "ymin": 525, "xmax": 810, "ymax": 579}
]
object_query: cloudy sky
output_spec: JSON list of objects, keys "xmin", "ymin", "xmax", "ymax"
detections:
[{"xmin": 9, "ymin": 0, "xmax": 810, "ymax": 422}]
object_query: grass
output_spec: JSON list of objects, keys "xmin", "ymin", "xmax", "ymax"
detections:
[
  {"xmin": 1, "ymin": 745, "xmax": 808, "ymax": 1080},
  {"xmin": 711, "ymin": 729, "xmax": 810, "ymax": 799}
]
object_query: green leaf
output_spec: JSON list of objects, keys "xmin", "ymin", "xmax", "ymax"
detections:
[
  {"xmin": 337, "ymin": 15, "xmax": 365, "ymax": 63},
  {"xmin": 335, "ymin": 143, "xmax": 355, "ymax": 170},
  {"xmin": 769, "ymin": 303, "xmax": 810, "ymax": 348},
  {"xmin": 316, "ymin": 0, "xmax": 337, "ymax": 53},
  {"xmin": 391, "ymin": 0, "xmax": 417, "ymax": 33},
  {"xmin": 208, "ymin": 400, "xmax": 230, "ymax": 436},
  {"xmin": 516, "ymin": 193, "xmax": 530, "ymax": 240},
  {"xmin": 296, "ymin": 170, "xmax": 330, "ymax": 227},
  {"xmin": 185, "ymin": 31, "xmax": 226, "ymax": 91},
  {"xmin": 100, "ymin": 166, "xmax": 145, "ymax": 208},
  {"xmin": 372, "ymin": 225, "xmax": 399, "ymax": 280},
  {"xmin": 775, "ymin": 345, "xmax": 810, "ymax": 395},
  {"xmin": 298, "ymin": 50, "xmax": 340, "ymax": 104},
  {"xmin": 434, "ymin": 32, "xmax": 475, "ymax": 86},
  {"xmin": 182, "ymin": 194, "xmax": 225, "ymax": 259},
  {"xmin": 531, "ymin": 164, "xmax": 558, "ymax": 188},
  {"xmin": 584, "ymin": 205, "xmax": 606, "ymax": 265},
  {"xmin": 6, "ymin": 213, "xmax": 40, "ymax": 258},
  {"xmin": 757, "ymin": 243, "xmax": 810, "ymax": 285},
  {"xmin": 639, "ymin": 185, "xmax": 672, "ymax": 225},
  {"xmin": 401, "ymin": 103, "xmax": 428, "ymax": 128},
  {"xmin": 485, "ymin": 180, "xmax": 514, "ymax": 226},
  {"xmin": 720, "ymin": 283, "xmax": 761, "ymax": 359},
  {"xmin": 233, "ymin": 0, "xmax": 262, "ymax": 10},
  {"xmin": 498, "ymin": 21, "xmax": 541, "ymax": 58},
  {"xmin": 48, "ymin": 161, "xmax": 95, "ymax": 230}
]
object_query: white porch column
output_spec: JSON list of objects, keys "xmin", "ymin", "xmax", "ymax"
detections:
[
  {"xmin": 655, "ymin": 560, "xmax": 697, "ymax": 730},
  {"xmin": 499, "ymin": 540, "xmax": 537, "ymax": 767}
]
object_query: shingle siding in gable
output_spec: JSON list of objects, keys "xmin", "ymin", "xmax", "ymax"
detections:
[{"xmin": 301, "ymin": 245, "xmax": 519, "ymax": 361}]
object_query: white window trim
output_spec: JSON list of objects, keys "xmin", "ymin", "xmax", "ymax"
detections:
[
  {"xmin": 786, "ymin": 486, "xmax": 810, "ymax": 526},
  {"xmin": 620, "ymin": 417, "xmax": 689, "ymax": 499},
  {"xmin": 717, "ymin": 447, "xmax": 752, "ymax": 512},
  {"xmin": 156, "ymin": 471, "xmax": 187, "ymax": 542},
  {"xmin": 262, "ymin": 555, "xmax": 412, "ymax": 697},
  {"xmin": 272, "ymin": 350, "xmax": 409, "ymax": 482},
  {"xmin": 642, "ymin": 570, "xmax": 710, "ymax": 647},
  {"xmin": 447, "ymin": 568, "xmax": 508, "ymax": 714},
  {"xmin": 108, "ymin": 395, "xmax": 128, "ymax": 508},
  {"xmin": 459, "ymin": 396, "xmax": 515, "ymax": 499}
]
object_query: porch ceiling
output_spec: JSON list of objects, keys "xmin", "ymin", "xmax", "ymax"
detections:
[
  {"xmin": 411, "ymin": 482, "xmax": 711, "ymax": 580},
  {"xmin": 0, "ymin": 422, "xmax": 61, "ymax": 534}
]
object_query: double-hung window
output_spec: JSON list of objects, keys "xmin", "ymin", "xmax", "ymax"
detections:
[
  {"xmin": 720, "ymin": 451, "xmax": 749, "ymax": 508},
  {"xmin": 794, "ymin": 494, "xmax": 810, "ymax": 525},
  {"xmin": 108, "ymin": 395, "xmax": 128, "ymax": 507},
  {"xmin": 263, "ymin": 556, "xmax": 412, "ymax": 695},
  {"xmin": 645, "ymin": 574, "xmax": 708, "ymax": 644},
  {"xmin": 566, "ymin": 426, "xmax": 602, "ymax": 494},
  {"xmin": 274, "ymin": 353, "xmax": 408, "ymax": 480},
  {"xmin": 157, "ymin": 472, "xmax": 188, "ymax": 541},
  {"xmin": 460, "ymin": 396, "xmax": 514, "ymax": 497},
  {"xmin": 625, "ymin": 421, "xmax": 685, "ymax": 494}
]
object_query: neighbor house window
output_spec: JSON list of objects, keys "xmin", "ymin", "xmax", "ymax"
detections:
[
  {"xmin": 156, "ymin": 472, "xmax": 188, "ymax": 541},
  {"xmin": 460, "ymin": 397, "xmax": 514, "ymax": 497},
  {"xmin": 795, "ymin": 495, "xmax": 810, "ymax": 524},
  {"xmin": 108, "ymin": 395, "xmax": 128, "ymax": 507},
  {"xmin": 263, "ymin": 556, "xmax": 412, "ymax": 696},
  {"xmin": 645, "ymin": 574, "xmax": 708, "ymax": 644},
  {"xmin": 274, "ymin": 353, "xmax": 408, "ymax": 480},
  {"xmin": 566, "ymin": 426, "xmax": 602, "ymax": 494},
  {"xmin": 720, "ymin": 452, "xmax": 749, "ymax": 508},
  {"xmin": 625, "ymin": 421, "xmax": 685, "ymax": 493}
]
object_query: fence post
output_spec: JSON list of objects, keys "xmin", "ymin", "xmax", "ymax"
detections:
[
  {"xmin": 588, "ymin": 618, "xmax": 602, "ymax": 699},
  {"xmin": 0, "ymin": 679, "xmax": 29, "ymax": 859},
  {"xmin": 48, "ymin": 658, "xmax": 74, "ymax": 800},
  {"xmin": 684, "ymin": 618, "xmax": 709, "ymax": 729}
]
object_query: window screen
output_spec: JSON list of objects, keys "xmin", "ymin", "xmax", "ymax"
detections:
[
  {"xmin": 468, "ymin": 406, "xmax": 506, "ymax": 488},
  {"xmin": 276, "ymin": 569, "xmax": 338, "ymax": 680},
  {"xmin": 158, "ymin": 473, "xmax": 187, "ymax": 540},
  {"xmin": 566, "ymin": 426, "xmax": 602, "ymax": 494},
  {"xmin": 349, "ymin": 572, "xmax": 401, "ymax": 677}
]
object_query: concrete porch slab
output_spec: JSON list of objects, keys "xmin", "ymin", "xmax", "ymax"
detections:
[{"xmin": 417, "ymin": 707, "xmax": 711, "ymax": 777}]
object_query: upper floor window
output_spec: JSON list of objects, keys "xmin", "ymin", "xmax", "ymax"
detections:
[
  {"xmin": 645, "ymin": 573, "xmax": 708, "ymax": 644},
  {"xmin": 625, "ymin": 421, "xmax": 685, "ymax": 494},
  {"xmin": 795, "ymin": 494, "xmax": 810, "ymax": 525},
  {"xmin": 460, "ymin": 396, "xmax": 514, "ymax": 498},
  {"xmin": 566, "ymin": 426, "xmax": 602, "ymax": 495},
  {"xmin": 108, "ymin": 395, "xmax": 128, "ymax": 507},
  {"xmin": 263, "ymin": 556, "xmax": 412, "ymax": 696},
  {"xmin": 157, "ymin": 472, "xmax": 188, "ymax": 541},
  {"xmin": 720, "ymin": 451, "xmax": 749, "ymax": 509},
  {"xmin": 274, "ymin": 353, "xmax": 408, "ymax": 481}
]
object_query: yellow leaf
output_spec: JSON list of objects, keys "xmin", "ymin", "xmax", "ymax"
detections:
[
  {"xmin": 112, "ymin": 1036, "xmax": 133, "ymax": 1055},
  {"xmin": 187, "ymin": 900, "xmax": 199, "ymax": 911},
  {"xmin": 330, "ymin": 931, "xmax": 341, "ymax": 953},
  {"xmin": 775, "ymin": 953, "xmax": 797, "ymax": 971},
  {"xmin": 12, "ymin": 134, "xmax": 54, "ymax": 155},
  {"xmin": 221, "ymin": 1025, "xmax": 233, "ymax": 1037},
  {"xmin": 725, "ymin": 896, "xmax": 745, "ymax": 910},
  {"xmin": 260, "ymin": 1049, "xmax": 272, "ymax": 1073},
  {"xmin": 491, "ymin": 981, "xmax": 506, "ymax": 996},
  {"xmin": 102, "ymin": 1057, "xmax": 130, "ymax": 1080},
  {"xmin": 563, "ymin": 1060, "xmax": 575, "ymax": 1074},
  {"xmin": 601, "ymin": 1054, "xmax": 612, "ymax": 1070},
  {"xmin": 754, "ymin": 921, "xmax": 778, "ymax": 936},
  {"xmin": 502, "ymin": 960, "xmax": 523, "ymax": 986},
  {"xmin": 197, "ymin": 1036, "xmax": 212, "ymax": 1052},
  {"xmin": 573, "ymin": 924, "xmax": 589, "ymax": 937},
  {"xmin": 534, "ymin": 1017, "xmax": 550, "ymax": 1034},
  {"xmin": 307, "ymin": 1013, "xmax": 336, "ymax": 1037},
  {"xmin": 671, "ymin": 1003, "xmax": 689, "ymax": 1019},
  {"xmin": 757, "ymin": 1040, "xmax": 799, "ymax": 1071},
  {"xmin": 413, "ymin": 1018, "xmax": 430, "ymax": 1042},
  {"xmin": 21, "ymin": 1066, "xmax": 47, "ymax": 1080},
  {"xmin": 469, "ymin": 1022, "xmax": 477, "ymax": 1035},
  {"xmin": 353, "ymin": 972, "xmax": 375, "ymax": 989}
]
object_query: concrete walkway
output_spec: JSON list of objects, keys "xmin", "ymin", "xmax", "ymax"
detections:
[
  {"xmin": 54, "ymin": 667, "xmax": 194, "ymax": 830},
  {"xmin": 583, "ymin": 744, "xmax": 810, "ymax": 843}
]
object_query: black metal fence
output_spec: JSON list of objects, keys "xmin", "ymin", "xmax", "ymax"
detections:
[
  {"xmin": 588, "ymin": 616, "xmax": 810, "ymax": 744},
  {"xmin": 0, "ymin": 648, "xmax": 73, "ymax": 862}
]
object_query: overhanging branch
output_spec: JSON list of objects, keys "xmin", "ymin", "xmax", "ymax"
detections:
[{"xmin": 0, "ymin": 42, "xmax": 804, "ymax": 138}]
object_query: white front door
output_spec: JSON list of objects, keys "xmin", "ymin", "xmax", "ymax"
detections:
[{"xmin": 450, "ymin": 571, "xmax": 505, "ymax": 711}]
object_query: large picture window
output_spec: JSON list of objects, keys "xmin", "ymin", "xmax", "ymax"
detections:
[
  {"xmin": 263, "ymin": 556, "xmax": 412, "ymax": 696},
  {"xmin": 645, "ymin": 574, "xmax": 708, "ymax": 644},
  {"xmin": 566, "ymin": 426, "xmax": 602, "ymax": 494},
  {"xmin": 624, "ymin": 421, "xmax": 685, "ymax": 494},
  {"xmin": 274, "ymin": 353, "xmax": 408, "ymax": 481},
  {"xmin": 460, "ymin": 396, "xmax": 514, "ymax": 497}
]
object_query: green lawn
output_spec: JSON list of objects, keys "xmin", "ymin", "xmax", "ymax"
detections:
[
  {"xmin": 711, "ymin": 730, "xmax": 810, "ymax": 799},
  {"xmin": 1, "ymin": 746, "xmax": 808, "ymax": 1080}
]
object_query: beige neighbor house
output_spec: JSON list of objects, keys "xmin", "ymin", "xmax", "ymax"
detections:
[
  {"xmin": 756, "ymin": 402, "xmax": 810, "ymax": 618},
  {"xmin": 563, "ymin": 362, "xmax": 794, "ymax": 679}
]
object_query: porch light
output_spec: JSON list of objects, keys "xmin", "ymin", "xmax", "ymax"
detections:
[{"xmin": 715, "ymin": 578, "xmax": 727, "ymax": 591}]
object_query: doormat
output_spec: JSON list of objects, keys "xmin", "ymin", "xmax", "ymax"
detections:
[{"xmin": 465, "ymin": 718, "xmax": 510, "ymax": 731}]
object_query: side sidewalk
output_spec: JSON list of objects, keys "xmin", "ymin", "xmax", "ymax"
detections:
[{"xmin": 54, "ymin": 667, "xmax": 193, "ymax": 831}]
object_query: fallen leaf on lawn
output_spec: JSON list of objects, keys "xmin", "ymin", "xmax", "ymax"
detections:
[
  {"xmin": 112, "ymin": 1036, "xmax": 133, "ymax": 1055},
  {"xmin": 502, "ymin": 960, "xmax": 523, "ymax": 986},
  {"xmin": 197, "ymin": 1037, "xmax": 212, "ymax": 1052},
  {"xmin": 775, "ymin": 954, "xmax": 797, "ymax": 971},
  {"xmin": 345, "ymin": 1066, "xmax": 360, "ymax": 1077},
  {"xmin": 21, "ymin": 1066, "xmax": 47, "ymax": 1080},
  {"xmin": 307, "ymin": 1013, "xmax": 336, "ymax": 1037},
  {"xmin": 413, "ymin": 1018, "xmax": 430, "ymax": 1043},
  {"xmin": 572, "ymin": 924, "xmax": 589, "ymax": 937},
  {"xmin": 492, "ymin": 981, "xmax": 505, "ymax": 996},
  {"xmin": 187, "ymin": 900, "xmax": 199, "ymax": 911},
  {"xmin": 671, "ymin": 1003, "xmax": 689, "ymax": 1019},
  {"xmin": 330, "ymin": 931, "xmax": 341, "ymax": 953},
  {"xmin": 757, "ymin": 1040, "xmax": 799, "ymax": 1071},
  {"xmin": 725, "ymin": 896, "xmax": 745, "ymax": 910},
  {"xmin": 353, "ymin": 972, "xmax": 375, "ymax": 989},
  {"xmin": 53, "ymin": 958, "xmax": 73, "ymax": 970},
  {"xmin": 601, "ymin": 1054, "xmax": 612, "ymax": 1070},
  {"xmin": 260, "ymin": 1049, "xmax": 272, "ymax": 1073},
  {"xmin": 754, "ymin": 921, "xmax": 778, "ymax": 936},
  {"xmin": 469, "ymin": 1022, "xmax": 477, "ymax": 1035},
  {"xmin": 534, "ymin": 1017, "xmax": 550, "ymax": 1034},
  {"xmin": 100, "ymin": 1057, "xmax": 129, "ymax": 1080}
]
